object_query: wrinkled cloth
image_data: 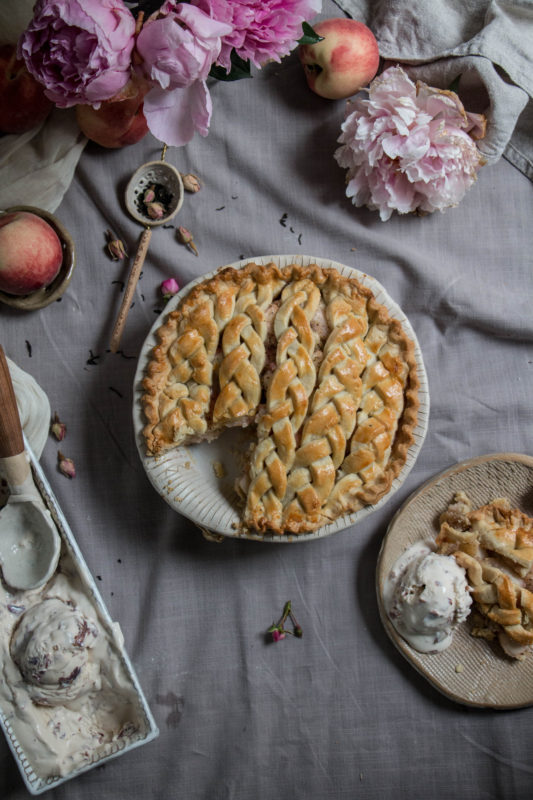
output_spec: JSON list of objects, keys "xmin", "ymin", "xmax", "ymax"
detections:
[
  {"xmin": 1, "ymin": 0, "xmax": 533, "ymax": 798},
  {"xmin": 0, "ymin": 108, "xmax": 87, "ymax": 213},
  {"xmin": 333, "ymin": 0, "xmax": 533, "ymax": 180}
]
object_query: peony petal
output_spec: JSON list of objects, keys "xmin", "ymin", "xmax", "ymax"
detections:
[{"xmin": 143, "ymin": 81, "xmax": 212, "ymax": 146}]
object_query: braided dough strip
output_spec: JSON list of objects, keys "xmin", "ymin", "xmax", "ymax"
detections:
[
  {"xmin": 276, "ymin": 278, "xmax": 369, "ymax": 532},
  {"xmin": 245, "ymin": 278, "xmax": 321, "ymax": 532}
]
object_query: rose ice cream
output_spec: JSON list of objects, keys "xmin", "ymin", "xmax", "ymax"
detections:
[
  {"xmin": 384, "ymin": 542, "xmax": 472, "ymax": 653},
  {"xmin": 10, "ymin": 597, "xmax": 100, "ymax": 706}
]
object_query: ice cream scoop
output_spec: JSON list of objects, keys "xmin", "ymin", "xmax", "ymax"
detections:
[
  {"xmin": 10, "ymin": 597, "xmax": 100, "ymax": 706},
  {"xmin": 0, "ymin": 346, "xmax": 60, "ymax": 590},
  {"xmin": 383, "ymin": 542, "xmax": 472, "ymax": 653}
]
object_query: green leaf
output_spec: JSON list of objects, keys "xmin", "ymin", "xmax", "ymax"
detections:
[
  {"xmin": 448, "ymin": 75, "xmax": 461, "ymax": 94},
  {"xmin": 297, "ymin": 21, "xmax": 324, "ymax": 45},
  {"xmin": 209, "ymin": 50, "xmax": 251, "ymax": 82}
]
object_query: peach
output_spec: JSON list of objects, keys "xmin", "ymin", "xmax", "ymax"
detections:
[
  {"xmin": 75, "ymin": 77, "xmax": 149, "ymax": 149},
  {"xmin": 299, "ymin": 18, "xmax": 380, "ymax": 100},
  {"xmin": 0, "ymin": 44, "xmax": 53, "ymax": 134},
  {"xmin": 0, "ymin": 211, "xmax": 63, "ymax": 296}
]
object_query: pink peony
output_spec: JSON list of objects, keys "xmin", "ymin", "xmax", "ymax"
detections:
[
  {"xmin": 334, "ymin": 66, "xmax": 486, "ymax": 221},
  {"xmin": 18, "ymin": 0, "xmax": 136, "ymax": 108},
  {"xmin": 192, "ymin": 0, "xmax": 322, "ymax": 71},
  {"xmin": 136, "ymin": 2, "xmax": 232, "ymax": 146}
]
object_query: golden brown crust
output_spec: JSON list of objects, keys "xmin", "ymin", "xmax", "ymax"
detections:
[
  {"xmin": 436, "ymin": 492, "xmax": 533, "ymax": 657},
  {"xmin": 141, "ymin": 261, "xmax": 420, "ymax": 534}
]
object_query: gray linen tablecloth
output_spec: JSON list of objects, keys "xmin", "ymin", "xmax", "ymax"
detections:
[{"xmin": 1, "ymin": 1, "xmax": 533, "ymax": 797}]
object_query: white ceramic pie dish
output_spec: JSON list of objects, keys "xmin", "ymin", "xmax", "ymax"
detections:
[
  {"xmin": 133, "ymin": 255, "xmax": 430, "ymax": 542},
  {"xmin": 376, "ymin": 453, "xmax": 533, "ymax": 708}
]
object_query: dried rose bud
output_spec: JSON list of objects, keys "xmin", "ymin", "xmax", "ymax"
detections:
[
  {"xmin": 105, "ymin": 230, "xmax": 127, "ymax": 260},
  {"xmin": 161, "ymin": 277, "xmax": 180, "ymax": 301},
  {"xmin": 182, "ymin": 173, "xmax": 201, "ymax": 193},
  {"xmin": 58, "ymin": 451, "xmax": 76, "ymax": 479},
  {"xmin": 177, "ymin": 225, "xmax": 198, "ymax": 256},
  {"xmin": 146, "ymin": 201, "xmax": 165, "ymax": 220},
  {"xmin": 143, "ymin": 187, "xmax": 156, "ymax": 204},
  {"xmin": 51, "ymin": 412, "xmax": 66, "ymax": 442},
  {"xmin": 108, "ymin": 238, "xmax": 127, "ymax": 260}
]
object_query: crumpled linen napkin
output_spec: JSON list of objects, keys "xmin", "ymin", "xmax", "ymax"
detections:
[
  {"xmin": 332, "ymin": 0, "xmax": 533, "ymax": 180},
  {"xmin": 0, "ymin": 0, "xmax": 87, "ymax": 213},
  {"xmin": 0, "ymin": 360, "xmax": 50, "ymax": 509},
  {"xmin": 6, "ymin": 359, "xmax": 51, "ymax": 460}
]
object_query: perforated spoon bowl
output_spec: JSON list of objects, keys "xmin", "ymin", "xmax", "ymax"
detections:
[
  {"xmin": 0, "ymin": 347, "xmax": 60, "ymax": 591},
  {"xmin": 109, "ymin": 153, "xmax": 184, "ymax": 353}
]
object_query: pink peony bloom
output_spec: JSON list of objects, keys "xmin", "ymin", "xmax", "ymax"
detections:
[
  {"xmin": 192, "ymin": 0, "xmax": 322, "ymax": 70},
  {"xmin": 136, "ymin": 2, "xmax": 232, "ymax": 146},
  {"xmin": 334, "ymin": 66, "xmax": 486, "ymax": 221},
  {"xmin": 18, "ymin": 0, "xmax": 136, "ymax": 108}
]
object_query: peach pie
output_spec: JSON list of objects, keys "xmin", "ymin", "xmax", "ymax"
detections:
[
  {"xmin": 141, "ymin": 262, "xmax": 420, "ymax": 534},
  {"xmin": 437, "ymin": 492, "xmax": 533, "ymax": 658}
]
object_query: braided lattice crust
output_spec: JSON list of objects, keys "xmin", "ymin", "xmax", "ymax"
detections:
[
  {"xmin": 142, "ymin": 262, "xmax": 420, "ymax": 534},
  {"xmin": 436, "ymin": 492, "xmax": 533, "ymax": 657}
]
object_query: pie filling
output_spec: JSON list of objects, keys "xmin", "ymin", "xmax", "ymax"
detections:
[
  {"xmin": 142, "ymin": 262, "xmax": 420, "ymax": 534},
  {"xmin": 437, "ymin": 491, "xmax": 533, "ymax": 659}
]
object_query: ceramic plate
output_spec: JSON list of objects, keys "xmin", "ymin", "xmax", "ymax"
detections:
[
  {"xmin": 133, "ymin": 255, "xmax": 429, "ymax": 542},
  {"xmin": 376, "ymin": 452, "xmax": 533, "ymax": 708}
]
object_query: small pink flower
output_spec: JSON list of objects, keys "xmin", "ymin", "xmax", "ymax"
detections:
[
  {"xmin": 106, "ymin": 231, "xmax": 127, "ymax": 260},
  {"xmin": 182, "ymin": 174, "xmax": 201, "ymax": 193},
  {"xmin": 51, "ymin": 412, "xmax": 66, "ymax": 442},
  {"xmin": 146, "ymin": 201, "xmax": 165, "ymax": 220},
  {"xmin": 177, "ymin": 226, "xmax": 199, "ymax": 256},
  {"xmin": 58, "ymin": 451, "xmax": 76, "ymax": 479},
  {"xmin": 334, "ymin": 66, "xmax": 486, "ymax": 221},
  {"xmin": 161, "ymin": 278, "xmax": 180, "ymax": 299},
  {"xmin": 271, "ymin": 629, "xmax": 286, "ymax": 642}
]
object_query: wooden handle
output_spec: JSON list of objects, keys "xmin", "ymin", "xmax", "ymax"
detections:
[
  {"xmin": 0, "ymin": 345, "xmax": 25, "ymax": 458},
  {"xmin": 109, "ymin": 227, "xmax": 152, "ymax": 353}
]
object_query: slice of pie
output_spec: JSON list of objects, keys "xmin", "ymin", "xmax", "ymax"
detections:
[
  {"xmin": 436, "ymin": 491, "xmax": 533, "ymax": 658},
  {"xmin": 142, "ymin": 261, "xmax": 420, "ymax": 534}
]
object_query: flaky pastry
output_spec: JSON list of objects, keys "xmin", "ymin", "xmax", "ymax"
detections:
[
  {"xmin": 437, "ymin": 491, "xmax": 533, "ymax": 658},
  {"xmin": 142, "ymin": 262, "xmax": 420, "ymax": 534}
]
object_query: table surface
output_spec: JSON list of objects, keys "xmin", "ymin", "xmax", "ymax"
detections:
[{"xmin": 1, "ymin": 2, "xmax": 533, "ymax": 797}]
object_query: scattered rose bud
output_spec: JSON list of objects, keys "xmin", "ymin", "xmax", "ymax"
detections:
[
  {"xmin": 57, "ymin": 451, "xmax": 76, "ymax": 479},
  {"xmin": 267, "ymin": 601, "xmax": 302, "ymax": 642},
  {"xmin": 50, "ymin": 412, "xmax": 66, "ymax": 441},
  {"xmin": 105, "ymin": 230, "xmax": 127, "ymax": 260},
  {"xmin": 182, "ymin": 173, "xmax": 201, "ymax": 193},
  {"xmin": 146, "ymin": 201, "xmax": 165, "ymax": 220},
  {"xmin": 177, "ymin": 225, "xmax": 199, "ymax": 256},
  {"xmin": 143, "ymin": 187, "xmax": 156, "ymax": 204},
  {"xmin": 161, "ymin": 277, "xmax": 180, "ymax": 301}
]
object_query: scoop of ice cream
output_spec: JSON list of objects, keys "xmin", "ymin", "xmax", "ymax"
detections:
[
  {"xmin": 384, "ymin": 542, "xmax": 472, "ymax": 653},
  {"xmin": 10, "ymin": 597, "xmax": 100, "ymax": 705}
]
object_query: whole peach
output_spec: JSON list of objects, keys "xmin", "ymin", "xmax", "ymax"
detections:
[
  {"xmin": 299, "ymin": 18, "xmax": 380, "ymax": 100},
  {"xmin": 0, "ymin": 211, "xmax": 63, "ymax": 296},
  {"xmin": 75, "ymin": 77, "xmax": 149, "ymax": 149}
]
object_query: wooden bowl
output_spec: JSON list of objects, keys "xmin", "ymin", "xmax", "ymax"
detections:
[{"xmin": 0, "ymin": 205, "xmax": 75, "ymax": 311}]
